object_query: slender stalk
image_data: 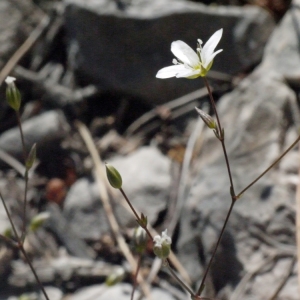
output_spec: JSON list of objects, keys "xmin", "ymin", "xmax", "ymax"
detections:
[
  {"xmin": 237, "ymin": 134, "xmax": 300, "ymax": 198},
  {"xmin": 16, "ymin": 111, "xmax": 27, "ymax": 160},
  {"xmin": 195, "ymin": 78, "xmax": 237, "ymax": 296},
  {"xmin": 21, "ymin": 169, "xmax": 29, "ymax": 240},
  {"xmin": 16, "ymin": 111, "xmax": 29, "ymax": 239},
  {"xmin": 203, "ymin": 78, "xmax": 236, "ymax": 198},
  {"xmin": 165, "ymin": 260, "xmax": 195, "ymax": 296},
  {"xmin": 0, "ymin": 191, "xmax": 50, "ymax": 300},
  {"xmin": 196, "ymin": 199, "xmax": 235, "ymax": 295},
  {"xmin": 119, "ymin": 187, "xmax": 193, "ymax": 296},
  {"xmin": 120, "ymin": 188, "xmax": 153, "ymax": 240}
]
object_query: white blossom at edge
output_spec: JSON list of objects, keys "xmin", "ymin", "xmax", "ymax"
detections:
[{"xmin": 156, "ymin": 29, "xmax": 223, "ymax": 79}]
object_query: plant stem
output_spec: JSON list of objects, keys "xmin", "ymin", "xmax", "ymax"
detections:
[
  {"xmin": 16, "ymin": 111, "xmax": 27, "ymax": 160},
  {"xmin": 195, "ymin": 77, "xmax": 237, "ymax": 296},
  {"xmin": 203, "ymin": 77, "xmax": 236, "ymax": 198},
  {"xmin": 236, "ymin": 134, "xmax": 300, "ymax": 198},
  {"xmin": 16, "ymin": 111, "xmax": 29, "ymax": 239},
  {"xmin": 196, "ymin": 199, "xmax": 235, "ymax": 296},
  {"xmin": 120, "ymin": 188, "xmax": 153, "ymax": 240},
  {"xmin": 0, "ymin": 191, "xmax": 50, "ymax": 300},
  {"xmin": 21, "ymin": 169, "xmax": 29, "ymax": 241},
  {"xmin": 165, "ymin": 259, "xmax": 195, "ymax": 296},
  {"xmin": 119, "ymin": 187, "xmax": 193, "ymax": 296}
]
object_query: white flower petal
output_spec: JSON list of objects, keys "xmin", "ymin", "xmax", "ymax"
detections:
[
  {"xmin": 156, "ymin": 64, "xmax": 188, "ymax": 79},
  {"xmin": 203, "ymin": 49, "xmax": 223, "ymax": 68},
  {"xmin": 176, "ymin": 68, "xmax": 201, "ymax": 79},
  {"xmin": 201, "ymin": 29, "xmax": 223, "ymax": 67},
  {"xmin": 5, "ymin": 76, "xmax": 16, "ymax": 85},
  {"xmin": 171, "ymin": 41, "xmax": 199, "ymax": 67}
]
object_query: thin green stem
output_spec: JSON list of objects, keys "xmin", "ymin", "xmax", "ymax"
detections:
[
  {"xmin": 0, "ymin": 191, "xmax": 21, "ymax": 243},
  {"xmin": 120, "ymin": 188, "xmax": 153, "ymax": 240},
  {"xmin": 0, "ymin": 191, "xmax": 50, "ymax": 300},
  {"xmin": 21, "ymin": 169, "xmax": 29, "ymax": 240},
  {"xmin": 16, "ymin": 111, "xmax": 27, "ymax": 161},
  {"xmin": 196, "ymin": 199, "xmax": 235, "ymax": 296},
  {"xmin": 19, "ymin": 246, "xmax": 50, "ymax": 300},
  {"xmin": 165, "ymin": 259, "xmax": 195, "ymax": 296},
  {"xmin": 203, "ymin": 77, "xmax": 236, "ymax": 197},
  {"xmin": 16, "ymin": 111, "xmax": 29, "ymax": 239},
  {"xmin": 237, "ymin": 134, "xmax": 300, "ymax": 198},
  {"xmin": 119, "ymin": 187, "xmax": 191, "ymax": 295}
]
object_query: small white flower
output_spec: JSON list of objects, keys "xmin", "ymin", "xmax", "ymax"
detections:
[
  {"xmin": 156, "ymin": 29, "xmax": 223, "ymax": 79},
  {"xmin": 153, "ymin": 229, "xmax": 172, "ymax": 259},
  {"xmin": 5, "ymin": 76, "xmax": 16, "ymax": 86}
]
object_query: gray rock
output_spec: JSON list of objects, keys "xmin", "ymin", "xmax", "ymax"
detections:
[
  {"xmin": 261, "ymin": 0, "xmax": 300, "ymax": 78},
  {"xmin": 110, "ymin": 146, "xmax": 172, "ymax": 226},
  {"xmin": 47, "ymin": 203, "xmax": 96, "ymax": 258},
  {"xmin": 69, "ymin": 283, "xmax": 175, "ymax": 300},
  {"xmin": 0, "ymin": 0, "xmax": 40, "ymax": 70},
  {"xmin": 63, "ymin": 146, "xmax": 171, "ymax": 242},
  {"xmin": 0, "ymin": 110, "xmax": 70, "ymax": 162},
  {"xmin": 176, "ymin": 1, "xmax": 300, "ymax": 298},
  {"xmin": 63, "ymin": 0, "xmax": 274, "ymax": 104},
  {"xmin": 63, "ymin": 178, "xmax": 110, "ymax": 240}
]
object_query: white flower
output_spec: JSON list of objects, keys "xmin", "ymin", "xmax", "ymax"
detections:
[
  {"xmin": 153, "ymin": 229, "xmax": 172, "ymax": 259},
  {"xmin": 5, "ymin": 76, "xmax": 16, "ymax": 86},
  {"xmin": 156, "ymin": 29, "xmax": 223, "ymax": 79}
]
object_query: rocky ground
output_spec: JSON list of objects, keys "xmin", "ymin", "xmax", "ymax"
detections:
[{"xmin": 0, "ymin": 0, "xmax": 299, "ymax": 299}]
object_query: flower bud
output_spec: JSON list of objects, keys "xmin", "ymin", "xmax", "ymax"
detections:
[
  {"xmin": 25, "ymin": 143, "xmax": 37, "ymax": 170},
  {"xmin": 29, "ymin": 212, "xmax": 50, "ymax": 232},
  {"xmin": 153, "ymin": 229, "xmax": 172, "ymax": 259},
  {"xmin": 105, "ymin": 267, "xmax": 125, "ymax": 286},
  {"xmin": 5, "ymin": 76, "xmax": 21, "ymax": 111},
  {"xmin": 195, "ymin": 107, "xmax": 216, "ymax": 129},
  {"xmin": 105, "ymin": 163, "xmax": 122, "ymax": 189},
  {"xmin": 133, "ymin": 226, "xmax": 147, "ymax": 254}
]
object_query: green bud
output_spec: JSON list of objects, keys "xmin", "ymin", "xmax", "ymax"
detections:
[
  {"xmin": 105, "ymin": 163, "xmax": 122, "ymax": 189},
  {"xmin": 25, "ymin": 143, "xmax": 37, "ymax": 170},
  {"xmin": 133, "ymin": 226, "xmax": 147, "ymax": 254},
  {"xmin": 5, "ymin": 76, "xmax": 21, "ymax": 111},
  {"xmin": 153, "ymin": 229, "xmax": 172, "ymax": 260},
  {"xmin": 29, "ymin": 212, "xmax": 50, "ymax": 232},
  {"xmin": 195, "ymin": 107, "xmax": 216, "ymax": 129},
  {"xmin": 105, "ymin": 267, "xmax": 125, "ymax": 286}
]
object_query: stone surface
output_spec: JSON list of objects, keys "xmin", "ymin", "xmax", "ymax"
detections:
[
  {"xmin": 63, "ymin": 178, "xmax": 110, "ymax": 240},
  {"xmin": 69, "ymin": 283, "xmax": 175, "ymax": 300},
  {"xmin": 0, "ymin": 110, "xmax": 71, "ymax": 163},
  {"xmin": 63, "ymin": 146, "xmax": 171, "ymax": 241},
  {"xmin": 47, "ymin": 202, "xmax": 96, "ymax": 258},
  {"xmin": 109, "ymin": 146, "xmax": 172, "ymax": 226},
  {"xmin": 64, "ymin": 0, "xmax": 274, "ymax": 104}
]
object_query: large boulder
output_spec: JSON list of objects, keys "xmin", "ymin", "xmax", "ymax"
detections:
[{"xmin": 63, "ymin": 0, "xmax": 275, "ymax": 105}]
